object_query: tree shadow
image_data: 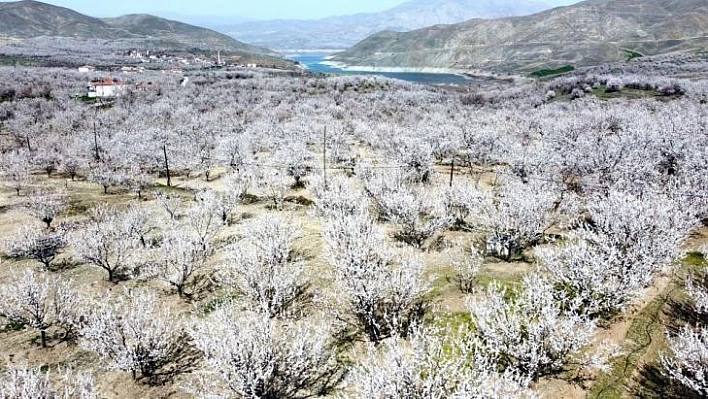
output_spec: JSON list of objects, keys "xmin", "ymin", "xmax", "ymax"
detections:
[
  {"xmin": 47, "ymin": 258, "xmax": 81, "ymax": 272},
  {"xmin": 632, "ymin": 362, "xmax": 703, "ymax": 399},
  {"xmin": 663, "ymin": 270, "xmax": 708, "ymax": 333},
  {"xmin": 663, "ymin": 297, "xmax": 706, "ymax": 335},
  {"xmin": 285, "ymin": 194, "xmax": 313, "ymax": 206},
  {"xmin": 631, "ymin": 282, "xmax": 706, "ymax": 398},
  {"xmin": 140, "ymin": 333, "xmax": 202, "ymax": 386}
]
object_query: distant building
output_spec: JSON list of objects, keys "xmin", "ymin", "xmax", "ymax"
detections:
[
  {"xmin": 121, "ymin": 66, "xmax": 145, "ymax": 74},
  {"xmin": 135, "ymin": 81, "xmax": 156, "ymax": 91},
  {"xmin": 87, "ymin": 78, "xmax": 126, "ymax": 98},
  {"xmin": 78, "ymin": 65, "xmax": 95, "ymax": 73}
]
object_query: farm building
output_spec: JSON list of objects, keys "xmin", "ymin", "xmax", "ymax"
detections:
[{"xmin": 87, "ymin": 78, "xmax": 126, "ymax": 98}]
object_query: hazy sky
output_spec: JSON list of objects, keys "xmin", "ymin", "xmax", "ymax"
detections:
[{"xmin": 37, "ymin": 0, "xmax": 582, "ymax": 20}]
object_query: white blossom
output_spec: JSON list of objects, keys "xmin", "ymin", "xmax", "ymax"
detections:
[
  {"xmin": 222, "ymin": 215, "xmax": 310, "ymax": 317},
  {"xmin": 324, "ymin": 211, "xmax": 430, "ymax": 341},
  {"xmin": 661, "ymin": 327, "xmax": 708, "ymax": 396},
  {"xmin": 468, "ymin": 275, "xmax": 597, "ymax": 379},
  {"xmin": 4, "ymin": 226, "xmax": 67, "ymax": 270},
  {"xmin": 80, "ymin": 288, "xmax": 194, "ymax": 383},
  {"xmin": 188, "ymin": 307, "xmax": 343, "ymax": 398},
  {"xmin": 0, "ymin": 365, "xmax": 96, "ymax": 399},
  {"xmin": 70, "ymin": 205, "xmax": 142, "ymax": 283},
  {"xmin": 0, "ymin": 270, "xmax": 82, "ymax": 347}
]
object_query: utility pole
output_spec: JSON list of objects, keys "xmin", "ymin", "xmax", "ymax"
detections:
[
  {"xmin": 93, "ymin": 106, "xmax": 100, "ymax": 161},
  {"xmin": 322, "ymin": 126, "xmax": 328, "ymax": 191},
  {"xmin": 449, "ymin": 154, "xmax": 455, "ymax": 187},
  {"xmin": 163, "ymin": 144, "xmax": 171, "ymax": 187},
  {"xmin": 93, "ymin": 121, "xmax": 100, "ymax": 161}
]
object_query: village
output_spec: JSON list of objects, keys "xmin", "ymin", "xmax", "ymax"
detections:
[{"xmin": 79, "ymin": 49, "xmax": 265, "ymax": 98}]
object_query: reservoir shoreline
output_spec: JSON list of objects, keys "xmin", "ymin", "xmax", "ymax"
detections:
[{"xmin": 290, "ymin": 53, "xmax": 482, "ymax": 86}]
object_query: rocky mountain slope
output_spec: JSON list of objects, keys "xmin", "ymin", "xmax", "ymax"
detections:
[
  {"xmin": 102, "ymin": 14, "xmax": 272, "ymax": 54},
  {"xmin": 215, "ymin": 0, "xmax": 549, "ymax": 50},
  {"xmin": 332, "ymin": 0, "xmax": 708, "ymax": 73},
  {"xmin": 0, "ymin": 0, "xmax": 272, "ymax": 54}
]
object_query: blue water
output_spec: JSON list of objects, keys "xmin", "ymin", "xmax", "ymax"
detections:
[{"xmin": 289, "ymin": 54, "xmax": 474, "ymax": 86}]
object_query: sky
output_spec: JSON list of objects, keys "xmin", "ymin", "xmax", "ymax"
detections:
[{"xmin": 35, "ymin": 0, "xmax": 582, "ymax": 21}]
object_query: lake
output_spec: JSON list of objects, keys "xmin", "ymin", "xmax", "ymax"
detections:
[{"xmin": 289, "ymin": 54, "xmax": 476, "ymax": 86}]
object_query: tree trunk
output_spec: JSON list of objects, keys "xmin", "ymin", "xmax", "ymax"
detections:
[{"xmin": 40, "ymin": 329, "xmax": 47, "ymax": 348}]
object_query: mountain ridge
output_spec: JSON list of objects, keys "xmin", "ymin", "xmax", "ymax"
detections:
[
  {"xmin": 0, "ymin": 0, "xmax": 273, "ymax": 55},
  {"xmin": 332, "ymin": 0, "xmax": 708, "ymax": 73},
  {"xmin": 214, "ymin": 0, "xmax": 550, "ymax": 50}
]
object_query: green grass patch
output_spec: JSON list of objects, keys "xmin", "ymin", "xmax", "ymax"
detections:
[
  {"xmin": 551, "ymin": 84, "xmax": 671, "ymax": 103},
  {"xmin": 433, "ymin": 311, "xmax": 473, "ymax": 332},
  {"xmin": 684, "ymin": 251, "xmax": 706, "ymax": 267},
  {"xmin": 428, "ymin": 264, "xmax": 524, "ymax": 299},
  {"xmin": 74, "ymin": 95, "xmax": 98, "ymax": 104},
  {"xmin": 428, "ymin": 266, "xmax": 456, "ymax": 295},
  {"xmin": 623, "ymin": 49, "xmax": 644, "ymax": 61},
  {"xmin": 590, "ymin": 293, "xmax": 669, "ymax": 398},
  {"xmin": 588, "ymin": 253, "xmax": 703, "ymax": 398},
  {"xmin": 591, "ymin": 85, "xmax": 662, "ymax": 100},
  {"xmin": 200, "ymin": 294, "xmax": 235, "ymax": 315},
  {"xmin": 530, "ymin": 65, "xmax": 575, "ymax": 78}
]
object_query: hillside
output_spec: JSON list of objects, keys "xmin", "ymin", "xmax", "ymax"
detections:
[
  {"xmin": 214, "ymin": 0, "xmax": 549, "ymax": 50},
  {"xmin": 0, "ymin": 0, "xmax": 116, "ymax": 39},
  {"xmin": 332, "ymin": 0, "xmax": 708, "ymax": 73},
  {"xmin": 102, "ymin": 14, "xmax": 272, "ymax": 54},
  {"xmin": 0, "ymin": 0, "xmax": 273, "ymax": 54}
]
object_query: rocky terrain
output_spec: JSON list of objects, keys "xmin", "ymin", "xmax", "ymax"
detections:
[
  {"xmin": 332, "ymin": 0, "xmax": 708, "ymax": 73},
  {"xmin": 0, "ymin": 0, "xmax": 274, "ymax": 55}
]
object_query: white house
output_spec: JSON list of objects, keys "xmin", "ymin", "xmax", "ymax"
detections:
[
  {"xmin": 78, "ymin": 65, "xmax": 95, "ymax": 73},
  {"xmin": 87, "ymin": 78, "xmax": 126, "ymax": 98},
  {"xmin": 121, "ymin": 66, "xmax": 145, "ymax": 74}
]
